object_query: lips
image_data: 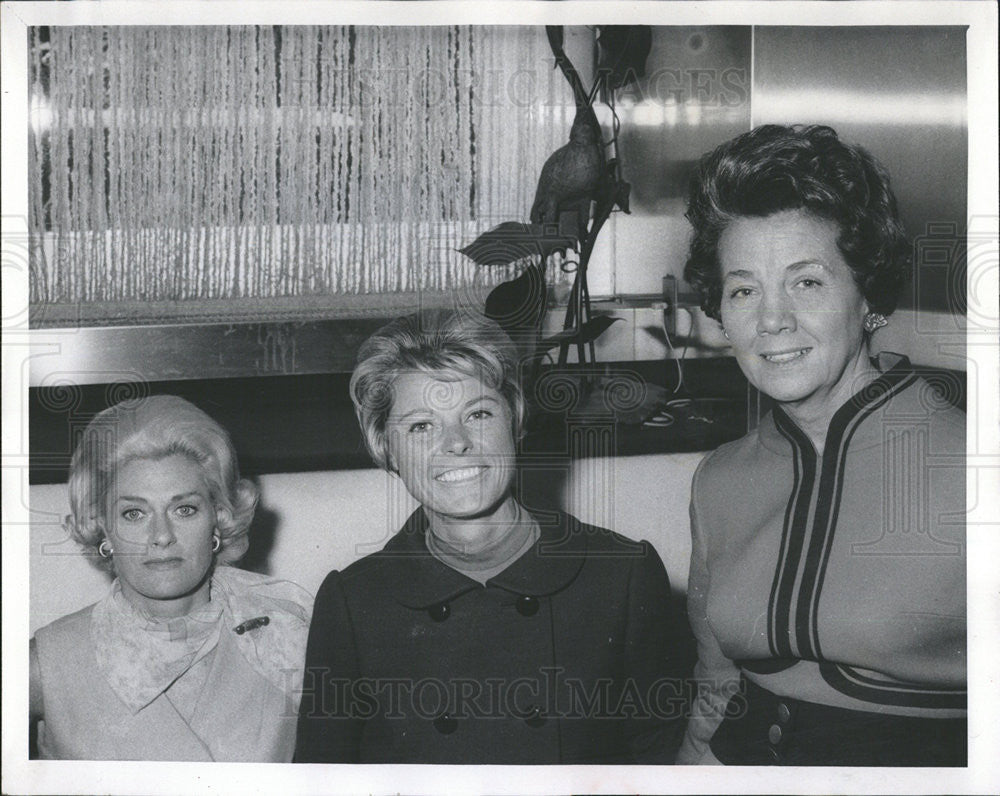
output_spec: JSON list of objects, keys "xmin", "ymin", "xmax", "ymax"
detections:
[
  {"xmin": 435, "ymin": 465, "xmax": 487, "ymax": 484},
  {"xmin": 143, "ymin": 557, "xmax": 184, "ymax": 569},
  {"xmin": 760, "ymin": 347, "xmax": 812, "ymax": 364}
]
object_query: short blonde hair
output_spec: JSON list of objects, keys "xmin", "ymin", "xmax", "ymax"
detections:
[
  {"xmin": 349, "ymin": 310, "xmax": 526, "ymax": 471},
  {"xmin": 66, "ymin": 395, "xmax": 258, "ymax": 567}
]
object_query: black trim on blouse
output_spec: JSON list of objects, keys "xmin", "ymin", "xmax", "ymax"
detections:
[{"xmin": 757, "ymin": 358, "xmax": 964, "ymax": 709}]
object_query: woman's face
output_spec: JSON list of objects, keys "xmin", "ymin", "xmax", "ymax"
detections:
[
  {"xmin": 386, "ymin": 370, "xmax": 517, "ymax": 525},
  {"xmin": 718, "ymin": 209, "xmax": 871, "ymax": 409},
  {"xmin": 105, "ymin": 453, "xmax": 219, "ymax": 618}
]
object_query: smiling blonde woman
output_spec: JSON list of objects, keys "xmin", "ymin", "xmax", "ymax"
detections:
[
  {"xmin": 30, "ymin": 395, "xmax": 312, "ymax": 761},
  {"xmin": 295, "ymin": 310, "xmax": 687, "ymax": 764}
]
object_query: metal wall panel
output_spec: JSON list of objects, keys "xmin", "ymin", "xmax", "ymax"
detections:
[
  {"xmin": 753, "ymin": 26, "xmax": 968, "ymax": 315},
  {"xmin": 615, "ymin": 26, "xmax": 753, "ymax": 212},
  {"xmin": 599, "ymin": 26, "xmax": 753, "ymax": 297}
]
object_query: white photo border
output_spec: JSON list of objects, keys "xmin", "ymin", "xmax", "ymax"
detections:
[{"xmin": 2, "ymin": 2, "xmax": 997, "ymax": 794}]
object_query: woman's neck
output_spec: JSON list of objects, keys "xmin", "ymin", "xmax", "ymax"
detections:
[
  {"xmin": 119, "ymin": 575, "xmax": 212, "ymax": 620},
  {"xmin": 780, "ymin": 347, "xmax": 881, "ymax": 455},
  {"xmin": 425, "ymin": 496, "xmax": 533, "ymax": 571}
]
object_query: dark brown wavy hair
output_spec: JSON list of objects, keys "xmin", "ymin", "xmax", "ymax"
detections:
[{"xmin": 684, "ymin": 124, "xmax": 910, "ymax": 322}]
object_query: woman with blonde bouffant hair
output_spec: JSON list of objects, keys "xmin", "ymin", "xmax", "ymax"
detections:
[{"xmin": 30, "ymin": 394, "xmax": 312, "ymax": 761}]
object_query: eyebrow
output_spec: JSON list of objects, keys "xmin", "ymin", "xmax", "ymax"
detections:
[
  {"xmin": 390, "ymin": 395, "xmax": 502, "ymax": 422},
  {"xmin": 390, "ymin": 409, "xmax": 430, "ymax": 423},
  {"xmin": 723, "ymin": 260, "xmax": 829, "ymax": 280},
  {"xmin": 113, "ymin": 491, "xmax": 204, "ymax": 504},
  {"xmin": 787, "ymin": 259, "xmax": 829, "ymax": 273}
]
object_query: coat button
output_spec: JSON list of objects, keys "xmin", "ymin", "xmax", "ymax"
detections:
[
  {"xmin": 433, "ymin": 713, "xmax": 458, "ymax": 734},
  {"xmin": 767, "ymin": 746, "xmax": 781, "ymax": 763},
  {"xmin": 428, "ymin": 602, "xmax": 450, "ymax": 622},
  {"xmin": 516, "ymin": 595, "xmax": 539, "ymax": 616},
  {"xmin": 524, "ymin": 705, "xmax": 546, "ymax": 728},
  {"xmin": 777, "ymin": 702, "xmax": 791, "ymax": 723},
  {"xmin": 768, "ymin": 723, "xmax": 783, "ymax": 745}
]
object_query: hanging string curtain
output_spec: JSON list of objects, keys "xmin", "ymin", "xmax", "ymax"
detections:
[{"xmin": 29, "ymin": 25, "xmax": 570, "ymax": 315}]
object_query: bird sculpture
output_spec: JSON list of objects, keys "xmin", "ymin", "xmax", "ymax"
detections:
[
  {"xmin": 462, "ymin": 24, "xmax": 650, "ymax": 375},
  {"xmin": 529, "ymin": 103, "xmax": 606, "ymax": 241}
]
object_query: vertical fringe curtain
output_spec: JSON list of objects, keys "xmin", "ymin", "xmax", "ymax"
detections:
[{"xmin": 28, "ymin": 26, "xmax": 572, "ymax": 317}]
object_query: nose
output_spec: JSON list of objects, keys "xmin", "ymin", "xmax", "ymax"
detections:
[
  {"xmin": 149, "ymin": 513, "xmax": 177, "ymax": 548},
  {"xmin": 440, "ymin": 420, "xmax": 473, "ymax": 455},
  {"xmin": 755, "ymin": 290, "xmax": 796, "ymax": 335}
]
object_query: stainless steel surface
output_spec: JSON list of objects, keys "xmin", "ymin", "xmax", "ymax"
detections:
[
  {"xmin": 595, "ymin": 27, "xmax": 752, "ymax": 297},
  {"xmin": 29, "ymin": 319, "xmax": 388, "ymax": 386},
  {"xmin": 753, "ymin": 26, "xmax": 967, "ymax": 314},
  {"xmin": 615, "ymin": 26, "xmax": 752, "ymax": 214}
]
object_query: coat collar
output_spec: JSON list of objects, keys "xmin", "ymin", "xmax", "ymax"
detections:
[{"xmin": 382, "ymin": 508, "xmax": 587, "ymax": 609}]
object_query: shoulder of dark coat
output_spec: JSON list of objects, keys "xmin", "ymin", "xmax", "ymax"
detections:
[
  {"xmin": 559, "ymin": 512, "xmax": 660, "ymax": 564},
  {"xmin": 317, "ymin": 525, "xmax": 418, "ymax": 595}
]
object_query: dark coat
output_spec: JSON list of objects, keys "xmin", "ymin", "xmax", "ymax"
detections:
[{"xmin": 296, "ymin": 509, "xmax": 687, "ymax": 764}]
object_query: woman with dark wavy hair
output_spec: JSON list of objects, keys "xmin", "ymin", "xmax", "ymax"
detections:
[
  {"xmin": 30, "ymin": 395, "xmax": 312, "ymax": 761},
  {"xmin": 678, "ymin": 125, "xmax": 966, "ymax": 766}
]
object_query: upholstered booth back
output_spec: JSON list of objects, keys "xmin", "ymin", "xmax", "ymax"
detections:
[{"xmin": 29, "ymin": 454, "xmax": 705, "ymax": 634}]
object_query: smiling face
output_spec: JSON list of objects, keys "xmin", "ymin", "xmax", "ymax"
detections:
[
  {"xmin": 386, "ymin": 370, "xmax": 517, "ymax": 537},
  {"xmin": 719, "ymin": 209, "xmax": 872, "ymax": 414},
  {"xmin": 105, "ymin": 453, "xmax": 220, "ymax": 618}
]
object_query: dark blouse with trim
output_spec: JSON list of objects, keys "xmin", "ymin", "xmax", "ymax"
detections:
[{"xmin": 678, "ymin": 355, "xmax": 966, "ymax": 763}]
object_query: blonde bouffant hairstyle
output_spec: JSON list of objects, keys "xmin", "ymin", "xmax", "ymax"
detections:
[{"xmin": 66, "ymin": 395, "xmax": 259, "ymax": 569}]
